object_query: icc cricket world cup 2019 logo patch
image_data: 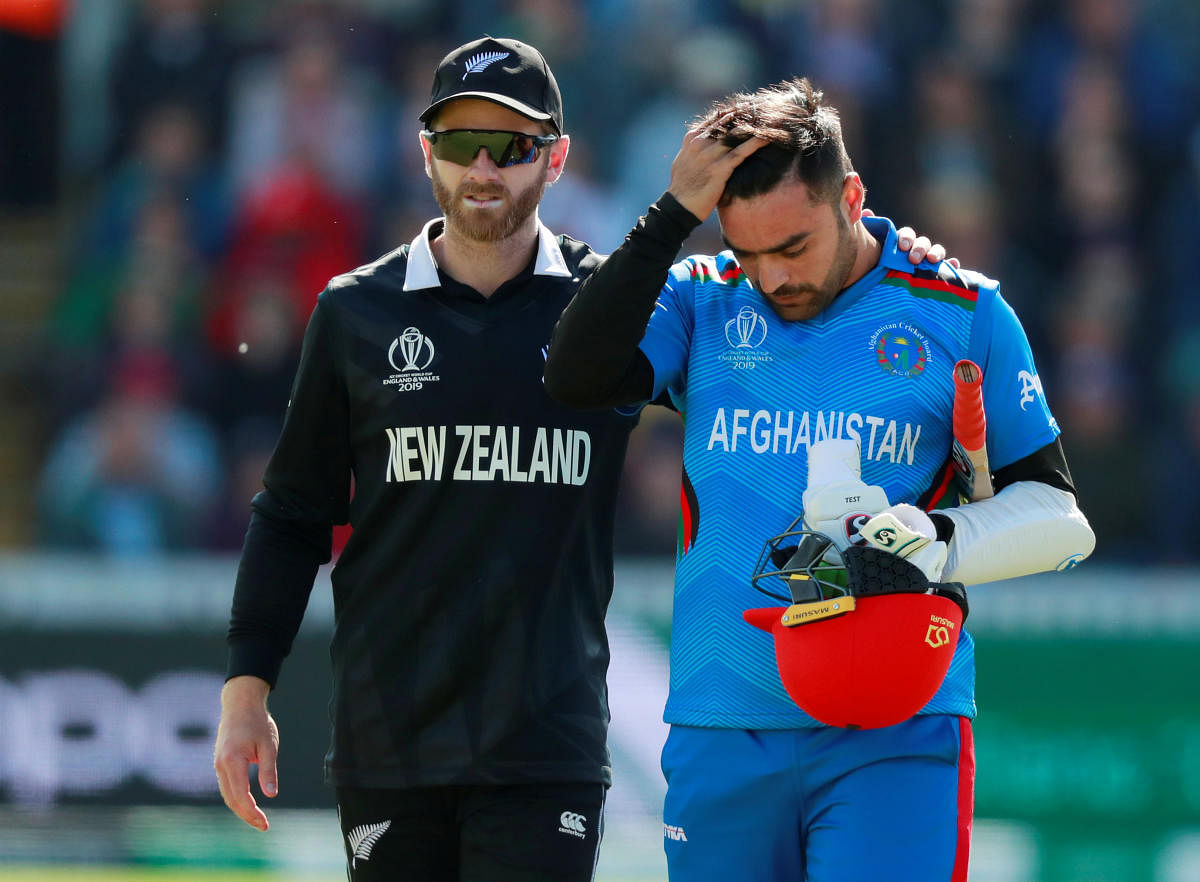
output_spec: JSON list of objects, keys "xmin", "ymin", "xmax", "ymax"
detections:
[
  {"xmin": 726, "ymin": 305, "xmax": 768, "ymax": 349},
  {"xmin": 384, "ymin": 326, "xmax": 440, "ymax": 392},
  {"xmin": 719, "ymin": 305, "xmax": 774, "ymax": 370},
  {"xmin": 870, "ymin": 322, "xmax": 932, "ymax": 378}
]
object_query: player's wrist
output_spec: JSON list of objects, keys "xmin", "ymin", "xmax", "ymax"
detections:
[
  {"xmin": 655, "ymin": 190, "xmax": 707, "ymax": 230},
  {"xmin": 222, "ymin": 675, "xmax": 272, "ymax": 708},
  {"xmin": 928, "ymin": 511, "xmax": 955, "ymax": 544}
]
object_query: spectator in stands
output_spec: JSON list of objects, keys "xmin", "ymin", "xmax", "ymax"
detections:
[
  {"xmin": 1014, "ymin": 0, "xmax": 1194, "ymax": 209},
  {"xmin": 613, "ymin": 411, "xmax": 685, "ymax": 557},
  {"xmin": 1037, "ymin": 48, "xmax": 1149, "ymax": 562},
  {"xmin": 19, "ymin": 0, "xmax": 1200, "ymax": 572},
  {"xmin": 76, "ymin": 101, "xmax": 231, "ymax": 263},
  {"xmin": 203, "ymin": 268, "xmax": 302, "ymax": 440},
  {"xmin": 1155, "ymin": 329, "xmax": 1200, "ymax": 564},
  {"xmin": 36, "ymin": 348, "xmax": 222, "ymax": 555},
  {"xmin": 205, "ymin": 416, "xmax": 276, "ymax": 552},
  {"xmin": 1049, "ymin": 248, "xmax": 1148, "ymax": 562},
  {"xmin": 0, "ymin": 0, "xmax": 65, "ymax": 206},
  {"xmin": 1149, "ymin": 126, "xmax": 1200, "ymax": 563},
  {"xmin": 46, "ymin": 190, "xmax": 214, "ymax": 433},
  {"xmin": 612, "ymin": 28, "xmax": 761, "ymax": 223},
  {"xmin": 204, "ymin": 161, "xmax": 365, "ymax": 359},
  {"xmin": 225, "ymin": 8, "xmax": 379, "ymax": 202},
  {"xmin": 106, "ymin": 0, "xmax": 233, "ymax": 167}
]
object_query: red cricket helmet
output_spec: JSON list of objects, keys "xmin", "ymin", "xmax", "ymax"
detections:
[{"xmin": 745, "ymin": 529, "xmax": 967, "ymax": 730}]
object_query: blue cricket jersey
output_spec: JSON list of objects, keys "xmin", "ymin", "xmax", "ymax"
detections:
[{"xmin": 638, "ymin": 216, "xmax": 1060, "ymax": 729}]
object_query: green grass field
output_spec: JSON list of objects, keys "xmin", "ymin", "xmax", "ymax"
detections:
[
  {"xmin": 5, "ymin": 866, "xmax": 669, "ymax": 882},
  {"xmin": 3, "ymin": 870, "xmax": 334, "ymax": 882},
  {"xmin": 0, "ymin": 803, "xmax": 667, "ymax": 881},
  {"xmin": 4, "ymin": 865, "xmax": 664, "ymax": 882},
  {"xmin": 5, "ymin": 870, "xmax": 663, "ymax": 882}
]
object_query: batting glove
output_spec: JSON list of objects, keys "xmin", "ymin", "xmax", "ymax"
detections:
[{"xmin": 858, "ymin": 503, "xmax": 949, "ymax": 582}]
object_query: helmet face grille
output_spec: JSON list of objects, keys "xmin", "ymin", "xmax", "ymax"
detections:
[{"xmin": 752, "ymin": 527, "xmax": 851, "ymax": 604}]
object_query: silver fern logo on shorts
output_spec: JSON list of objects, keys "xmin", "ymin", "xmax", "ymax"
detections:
[
  {"xmin": 348, "ymin": 820, "xmax": 391, "ymax": 868},
  {"xmin": 558, "ymin": 810, "xmax": 587, "ymax": 839}
]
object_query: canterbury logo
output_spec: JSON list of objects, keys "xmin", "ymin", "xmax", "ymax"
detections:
[
  {"xmin": 463, "ymin": 51, "xmax": 510, "ymax": 79},
  {"xmin": 347, "ymin": 820, "xmax": 391, "ymax": 869},
  {"xmin": 558, "ymin": 811, "xmax": 587, "ymax": 838}
]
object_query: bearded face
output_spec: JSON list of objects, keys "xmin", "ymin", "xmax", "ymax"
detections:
[
  {"xmin": 755, "ymin": 208, "xmax": 856, "ymax": 321},
  {"xmin": 719, "ymin": 179, "xmax": 861, "ymax": 322},
  {"xmin": 431, "ymin": 160, "xmax": 549, "ymax": 243}
]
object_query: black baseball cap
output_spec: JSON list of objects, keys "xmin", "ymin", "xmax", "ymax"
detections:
[{"xmin": 419, "ymin": 37, "xmax": 564, "ymax": 134}]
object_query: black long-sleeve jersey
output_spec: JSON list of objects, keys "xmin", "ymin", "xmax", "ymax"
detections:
[{"xmin": 226, "ymin": 221, "xmax": 639, "ymax": 789}]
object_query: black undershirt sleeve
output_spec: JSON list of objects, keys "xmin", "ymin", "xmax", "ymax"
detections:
[
  {"xmin": 225, "ymin": 296, "xmax": 348, "ymax": 687},
  {"xmin": 226, "ymin": 505, "xmax": 330, "ymax": 688},
  {"xmin": 544, "ymin": 192, "xmax": 701, "ymax": 408},
  {"xmin": 992, "ymin": 436, "xmax": 1076, "ymax": 496}
]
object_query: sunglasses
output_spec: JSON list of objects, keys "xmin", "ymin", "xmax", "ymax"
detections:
[{"xmin": 421, "ymin": 129, "xmax": 559, "ymax": 168}]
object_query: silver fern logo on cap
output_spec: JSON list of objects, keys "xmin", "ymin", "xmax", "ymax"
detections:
[{"xmin": 463, "ymin": 51, "xmax": 510, "ymax": 79}]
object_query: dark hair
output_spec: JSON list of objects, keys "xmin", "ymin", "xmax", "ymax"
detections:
[{"xmin": 695, "ymin": 77, "xmax": 851, "ymax": 205}]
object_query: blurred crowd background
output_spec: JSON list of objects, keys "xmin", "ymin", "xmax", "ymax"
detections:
[{"xmin": 1, "ymin": 0, "xmax": 1199, "ymax": 562}]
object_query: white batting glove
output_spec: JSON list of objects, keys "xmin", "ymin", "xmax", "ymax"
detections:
[
  {"xmin": 800, "ymin": 439, "xmax": 891, "ymax": 561},
  {"xmin": 858, "ymin": 503, "xmax": 948, "ymax": 582}
]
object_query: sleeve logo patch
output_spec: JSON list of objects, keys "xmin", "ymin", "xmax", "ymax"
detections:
[{"xmin": 1017, "ymin": 369, "xmax": 1043, "ymax": 410}]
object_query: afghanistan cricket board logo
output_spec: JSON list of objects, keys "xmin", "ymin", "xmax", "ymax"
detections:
[
  {"xmin": 384, "ymin": 326, "xmax": 440, "ymax": 392},
  {"xmin": 869, "ymin": 322, "xmax": 932, "ymax": 378}
]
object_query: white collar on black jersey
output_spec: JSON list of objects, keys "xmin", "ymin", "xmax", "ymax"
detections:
[{"xmin": 402, "ymin": 217, "xmax": 572, "ymax": 291}]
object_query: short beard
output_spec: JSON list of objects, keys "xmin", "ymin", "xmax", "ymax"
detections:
[
  {"xmin": 822, "ymin": 209, "xmax": 858, "ymax": 296},
  {"xmin": 432, "ymin": 166, "xmax": 548, "ymax": 243},
  {"xmin": 768, "ymin": 209, "xmax": 857, "ymax": 316}
]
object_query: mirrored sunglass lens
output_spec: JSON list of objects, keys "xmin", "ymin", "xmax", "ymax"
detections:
[
  {"xmin": 433, "ymin": 131, "xmax": 500, "ymax": 165},
  {"xmin": 501, "ymin": 135, "xmax": 538, "ymax": 166},
  {"xmin": 432, "ymin": 131, "xmax": 541, "ymax": 167}
]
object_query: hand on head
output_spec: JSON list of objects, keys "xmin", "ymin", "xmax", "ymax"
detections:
[{"xmin": 667, "ymin": 122, "xmax": 767, "ymax": 222}]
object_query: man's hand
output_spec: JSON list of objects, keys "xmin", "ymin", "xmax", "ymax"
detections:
[
  {"xmin": 667, "ymin": 122, "xmax": 766, "ymax": 221},
  {"xmin": 858, "ymin": 503, "xmax": 948, "ymax": 581},
  {"xmin": 862, "ymin": 209, "xmax": 960, "ymax": 268},
  {"xmin": 213, "ymin": 675, "xmax": 278, "ymax": 831}
]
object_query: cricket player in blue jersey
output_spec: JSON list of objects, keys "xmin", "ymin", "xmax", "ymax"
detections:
[{"xmin": 544, "ymin": 78, "xmax": 1095, "ymax": 881}]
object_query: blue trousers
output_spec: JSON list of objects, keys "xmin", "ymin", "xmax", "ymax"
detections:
[{"xmin": 661, "ymin": 715, "xmax": 974, "ymax": 882}]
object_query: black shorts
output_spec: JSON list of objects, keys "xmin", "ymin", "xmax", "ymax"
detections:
[{"xmin": 336, "ymin": 781, "xmax": 607, "ymax": 882}]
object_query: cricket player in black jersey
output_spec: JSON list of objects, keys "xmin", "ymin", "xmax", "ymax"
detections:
[
  {"xmin": 212, "ymin": 37, "xmax": 634, "ymax": 881},
  {"xmin": 212, "ymin": 36, "xmax": 949, "ymax": 881}
]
